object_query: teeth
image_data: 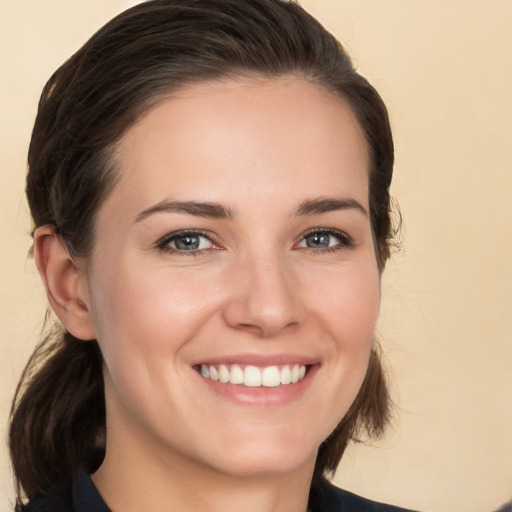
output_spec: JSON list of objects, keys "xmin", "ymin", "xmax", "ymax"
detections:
[
  {"xmin": 244, "ymin": 365, "xmax": 261, "ymax": 387},
  {"xmin": 200, "ymin": 363, "xmax": 307, "ymax": 387},
  {"xmin": 209, "ymin": 366, "xmax": 219, "ymax": 381},
  {"xmin": 280, "ymin": 365, "xmax": 292, "ymax": 385},
  {"xmin": 261, "ymin": 366, "xmax": 280, "ymax": 387},
  {"xmin": 291, "ymin": 364, "xmax": 300, "ymax": 383},
  {"xmin": 229, "ymin": 364, "xmax": 244, "ymax": 384},
  {"xmin": 218, "ymin": 364, "xmax": 230, "ymax": 383}
]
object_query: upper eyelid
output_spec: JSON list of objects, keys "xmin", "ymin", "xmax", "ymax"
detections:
[
  {"xmin": 154, "ymin": 227, "xmax": 353, "ymax": 250},
  {"xmin": 301, "ymin": 227, "xmax": 348, "ymax": 235},
  {"xmin": 155, "ymin": 229, "xmax": 218, "ymax": 249},
  {"xmin": 297, "ymin": 227, "xmax": 352, "ymax": 241},
  {"xmin": 294, "ymin": 228, "xmax": 355, "ymax": 251}
]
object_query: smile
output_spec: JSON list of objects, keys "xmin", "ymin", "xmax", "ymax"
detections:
[{"xmin": 199, "ymin": 363, "xmax": 307, "ymax": 388}]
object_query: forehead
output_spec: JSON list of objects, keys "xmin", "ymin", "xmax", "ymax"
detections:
[{"xmin": 106, "ymin": 77, "xmax": 370, "ymax": 216}]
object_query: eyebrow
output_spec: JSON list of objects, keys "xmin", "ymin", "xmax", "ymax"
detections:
[
  {"xmin": 295, "ymin": 197, "xmax": 368, "ymax": 217},
  {"xmin": 135, "ymin": 200, "xmax": 234, "ymax": 223},
  {"xmin": 135, "ymin": 196, "xmax": 367, "ymax": 223}
]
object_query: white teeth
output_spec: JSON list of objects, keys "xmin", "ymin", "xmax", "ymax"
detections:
[
  {"xmin": 200, "ymin": 363, "xmax": 308, "ymax": 387},
  {"xmin": 244, "ymin": 365, "xmax": 262, "ymax": 387},
  {"xmin": 209, "ymin": 365, "xmax": 219, "ymax": 381},
  {"xmin": 218, "ymin": 364, "xmax": 230, "ymax": 383},
  {"xmin": 280, "ymin": 365, "xmax": 292, "ymax": 385},
  {"xmin": 291, "ymin": 364, "xmax": 300, "ymax": 383},
  {"xmin": 261, "ymin": 366, "xmax": 281, "ymax": 387},
  {"xmin": 229, "ymin": 364, "xmax": 244, "ymax": 384}
]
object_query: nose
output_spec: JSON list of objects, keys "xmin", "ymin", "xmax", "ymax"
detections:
[{"xmin": 222, "ymin": 252, "xmax": 303, "ymax": 338}]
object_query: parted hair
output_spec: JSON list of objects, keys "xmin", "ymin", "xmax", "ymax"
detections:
[{"xmin": 10, "ymin": 0, "xmax": 395, "ymax": 503}]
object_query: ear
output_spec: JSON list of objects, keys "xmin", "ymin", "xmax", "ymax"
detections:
[{"xmin": 34, "ymin": 225, "xmax": 96, "ymax": 341}]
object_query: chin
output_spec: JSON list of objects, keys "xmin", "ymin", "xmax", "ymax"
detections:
[
  {"xmin": 196, "ymin": 428, "xmax": 321, "ymax": 478},
  {"xmin": 210, "ymin": 451, "xmax": 316, "ymax": 479}
]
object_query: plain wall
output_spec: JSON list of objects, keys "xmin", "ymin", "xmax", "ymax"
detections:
[{"xmin": 1, "ymin": 1, "xmax": 511, "ymax": 511}]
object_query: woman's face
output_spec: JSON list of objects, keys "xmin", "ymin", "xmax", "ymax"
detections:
[{"xmin": 84, "ymin": 77, "xmax": 381, "ymax": 478}]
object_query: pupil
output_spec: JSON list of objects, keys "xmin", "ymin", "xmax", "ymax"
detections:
[
  {"xmin": 307, "ymin": 233, "xmax": 329, "ymax": 248},
  {"xmin": 175, "ymin": 235, "xmax": 199, "ymax": 250}
]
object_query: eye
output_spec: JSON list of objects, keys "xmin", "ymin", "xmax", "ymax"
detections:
[
  {"xmin": 296, "ymin": 229, "xmax": 353, "ymax": 251},
  {"xmin": 157, "ymin": 230, "xmax": 215, "ymax": 253}
]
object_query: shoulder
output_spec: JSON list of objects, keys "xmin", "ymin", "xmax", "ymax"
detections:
[
  {"xmin": 16, "ymin": 486, "xmax": 73, "ymax": 512},
  {"xmin": 16, "ymin": 468, "xmax": 109, "ymax": 512},
  {"xmin": 309, "ymin": 476, "xmax": 419, "ymax": 512}
]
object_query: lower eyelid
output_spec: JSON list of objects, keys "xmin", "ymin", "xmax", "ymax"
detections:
[
  {"xmin": 155, "ymin": 229, "xmax": 355, "ymax": 254},
  {"xmin": 297, "ymin": 229, "xmax": 354, "ymax": 248},
  {"xmin": 156, "ymin": 230, "xmax": 217, "ymax": 252}
]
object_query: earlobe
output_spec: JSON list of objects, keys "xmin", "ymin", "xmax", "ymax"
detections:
[{"xmin": 34, "ymin": 225, "xmax": 96, "ymax": 341}]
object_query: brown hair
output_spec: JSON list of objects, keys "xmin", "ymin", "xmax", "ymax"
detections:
[{"xmin": 10, "ymin": 0, "xmax": 395, "ymax": 502}]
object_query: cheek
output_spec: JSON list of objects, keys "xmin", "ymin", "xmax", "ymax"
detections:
[
  {"xmin": 85, "ymin": 260, "xmax": 207, "ymax": 426},
  {"xmin": 297, "ymin": 262, "xmax": 381, "ymax": 440},
  {"xmin": 311, "ymin": 262, "xmax": 381, "ymax": 395},
  {"xmin": 87, "ymin": 257, "xmax": 222, "ymax": 370},
  {"xmin": 312, "ymin": 262, "xmax": 381, "ymax": 342}
]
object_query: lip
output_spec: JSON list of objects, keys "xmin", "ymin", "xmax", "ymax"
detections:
[
  {"xmin": 192, "ymin": 355, "xmax": 320, "ymax": 406},
  {"xmin": 191, "ymin": 353, "xmax": 319, "ymax": 367}
]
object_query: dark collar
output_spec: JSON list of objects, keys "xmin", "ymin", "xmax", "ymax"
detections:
[
  {"xmin": 70, "ymin": 470, "xmax": 416, "ymax": 512},
  {"xmin": 73, "ymin": 469, "xmax": 110, "ymax": 512}
]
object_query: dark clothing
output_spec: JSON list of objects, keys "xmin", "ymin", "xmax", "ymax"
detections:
[
  {"xmin": 19, "ymin": 470, "xmax": 417, "ymax": 512},
  {"xmin": 309, "ymin": 475, "xmax": 416, "ymax": 512},
  {"xmin": 17, "ymin": 469, "xmax": 108, "ymax": 512}
]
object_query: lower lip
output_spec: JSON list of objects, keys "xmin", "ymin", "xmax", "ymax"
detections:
[{"xmin": 195, "ymin": 365, "xmax": 318, "ymax": 406}]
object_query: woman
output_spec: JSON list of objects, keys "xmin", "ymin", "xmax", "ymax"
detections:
[{"xmin": 9, "ymin": 0, "xmax": 408, "ymax": 510}]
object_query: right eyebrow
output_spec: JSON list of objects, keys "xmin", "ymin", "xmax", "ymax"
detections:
[
  {"xmin": 134, "ymin": 200, "xmax": 234, "ymax": 223},
  {"xmin": 295, "ymin": 197, "xmax": 368, "ymax": 217}
]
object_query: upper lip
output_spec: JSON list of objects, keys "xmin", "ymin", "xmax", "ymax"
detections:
[{"xmin": 191, "ymin": 353, "xmax": 320, "ymax": 367}]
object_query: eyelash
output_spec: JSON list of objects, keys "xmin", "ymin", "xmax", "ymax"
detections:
[
  {"xmin": 155, "ymin": 228, "xmax": 355, "ymax": 257},
  {"xmin": 296, "ymin": 228, "xmax": 355, "ymax": 254},
  {"xmin": 155, "ymin": 229, "xmax": 217, "ymax": 257}
]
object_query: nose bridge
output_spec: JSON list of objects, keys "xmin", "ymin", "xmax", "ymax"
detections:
[{"xmin": 223, "ymin": 246, "xmax": 301, "ymax": 337}]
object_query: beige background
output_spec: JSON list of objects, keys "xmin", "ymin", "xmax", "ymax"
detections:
[{"xmin": 1, "ymin": 1, "xmax": 511, "ymax": 511}]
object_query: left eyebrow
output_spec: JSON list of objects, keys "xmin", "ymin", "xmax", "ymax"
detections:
[
  {"xmin": 295, "ymin": 197, "xmax": 368, "ymax": 217},
  {"xmin": 135, "ymin": 200, "xmax": 234, "ymax": 223}
]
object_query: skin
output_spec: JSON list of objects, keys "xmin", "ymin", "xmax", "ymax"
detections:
[{"xmin": 35, "ymin": 76, "xmax": 381, "ymax": 512}]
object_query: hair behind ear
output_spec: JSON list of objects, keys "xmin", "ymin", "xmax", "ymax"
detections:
[{"xmin": 9, "ymin": 320, "xmax": 105, "ymax": 502}]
